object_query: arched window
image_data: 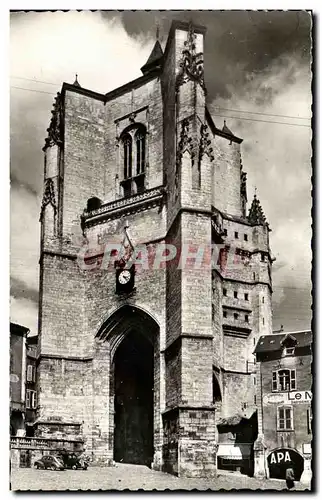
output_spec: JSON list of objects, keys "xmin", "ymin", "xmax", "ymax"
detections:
[
  {"xmin": 123, "ymin": 133, "xmax": 132, "ymax": 179},
  {"xmin": 135, "ymin": 128, "xmax": 146, "ymax": 175},
  {"xmin": 120, "ymin": 124, "xmax": 146, "ymax": 198}
]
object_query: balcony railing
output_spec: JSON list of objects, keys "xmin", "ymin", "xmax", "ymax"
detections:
[
  {"xmin": 83, "ymin": 185, "xmax": 166, "ymax": 223},
  {"xmin": 10, "ymin": 436, "xmax": 84, "ymax": 451}
]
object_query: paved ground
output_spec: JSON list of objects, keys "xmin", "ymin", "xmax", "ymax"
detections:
[{"xmin": 10, "ymin": 463, "xmax": 310, "ymax": 491}]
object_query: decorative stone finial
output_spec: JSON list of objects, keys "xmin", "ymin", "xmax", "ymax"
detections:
[
  {"xmin": 176, "ymin": 23, "xmax": 206, "ymax": 93},
  {"xmin": 40, "ymin": 178, "xmax": 57, "ymax": 220},
  {"xmin": 43, "ymin": 92, "xmax": 63, "ymax": 151},
  {"xmin": 248, "ymin": 192, "xmax": 267, "ymax": 226},
  {"xmin": 73, "ymin": 74, "xmax": 81, "ymax": 87},
  {"xmin": 222, "ymin": 120, "xmax": 233, "ymax": 136}
]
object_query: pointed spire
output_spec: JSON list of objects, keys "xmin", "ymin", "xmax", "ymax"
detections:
[
  {"xmin": 73, "ymin": 73, "xmax": 81, "ymax": 87},
  {"xmin": 248, "ymin": 192, "xmax": 267, "ymax": 225},
  {"xmin": 222, "ymin": 120, "xmax": 233, "ymax": 135},
  {"xmin": 156, "ymin": 23, "xmax": 160, "ymax": 41},
  {"xmin": 141, "ymin": 36, "xmax": 164, "ymax": 75}
]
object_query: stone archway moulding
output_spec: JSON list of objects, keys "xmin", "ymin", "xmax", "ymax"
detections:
[{"xmin": 95, "ymin": 303, "xmax": 160, "ymax": 359}]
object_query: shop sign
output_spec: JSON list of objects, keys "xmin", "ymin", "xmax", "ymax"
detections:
[
  {"xmin": 269, "ymin": 450, "xmax": 292, "ymax": 464},
  {"xmin": 287, "ymin": 391, "xmax": 312, "ymax": 402},
  {"xmin": 263, "ymin": 391, "xmax": 312, "ymax": 405},
  {"xmin": 267, "ymin": 448, "xmax": 304, "ymax": 480}
]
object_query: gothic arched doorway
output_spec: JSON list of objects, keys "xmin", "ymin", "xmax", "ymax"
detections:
[
  {"xmin": 113, "ymin": 329, "xmax": 154, "ymax": 466},
  {"xmin": 96, "ymin": 305, "xmax": 160, "ymax": 468}
]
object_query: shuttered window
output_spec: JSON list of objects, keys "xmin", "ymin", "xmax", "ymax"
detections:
[
  {"xmin": 277, "ymin": 406, "xmax": 293, "ymax": 430},
  {"xmin": 27, "ymin": 365, "xmax": 33, "ymax": 382}
]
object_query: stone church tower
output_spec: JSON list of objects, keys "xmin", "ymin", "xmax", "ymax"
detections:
[{"xmin": 37, "ymin": 20, "xmax": 273, "ymax": 477}]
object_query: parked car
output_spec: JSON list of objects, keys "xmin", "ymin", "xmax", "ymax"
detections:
[
  {"xmin": 58, "ymin": 452, "xmax": 88, "ymax": 470},
  {"xmin": 34, "ymin": 455, "xmax": 65, "ymax": 471}
]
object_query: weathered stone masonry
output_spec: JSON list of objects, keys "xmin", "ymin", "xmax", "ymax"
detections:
[{"xmin": 37, "ymin": 20, "xmax": 273, "ymax": 477}]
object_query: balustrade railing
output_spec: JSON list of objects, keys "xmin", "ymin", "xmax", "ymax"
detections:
[{"xmin": 10, "ymin": 435, "xmax": 83, "ymax": 450}]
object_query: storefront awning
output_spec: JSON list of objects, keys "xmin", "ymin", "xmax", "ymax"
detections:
[{"xmin": 217, "ymin": 444, "xmax": 251, "ymax": 459}]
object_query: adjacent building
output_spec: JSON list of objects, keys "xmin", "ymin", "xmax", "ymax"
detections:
[
  {"xmin": 37, "ymin": 20, "xmax": 274, "ymax": 477},
  {"xmin": 25, "ymin": 335, "xmax": 38, "ymax": 436},
  {"xmin": 10, "ymin": 322, "xmax": 29, "ymax": 436},
  {"xmin": 10, "ymin": 322, "xmax": 39, "ymax": 438},
  {"xmin": 254, "ymin": 330, "xmax": 312, "ymax": 484}
]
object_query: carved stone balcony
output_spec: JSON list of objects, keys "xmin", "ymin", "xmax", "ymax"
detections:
[{"xmin": 83, "ymin": 185, "xmax": 166, "ymax": 226}]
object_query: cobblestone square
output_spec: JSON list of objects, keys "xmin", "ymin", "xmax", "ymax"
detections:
[{"xmin": 10, "ymin": 464, "xmax": 310, "ymax": 491}]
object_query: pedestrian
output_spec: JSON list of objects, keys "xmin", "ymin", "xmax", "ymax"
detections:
[{"xmin": 285, "ymin": 467, "xmax": 295, "ymax": 489}]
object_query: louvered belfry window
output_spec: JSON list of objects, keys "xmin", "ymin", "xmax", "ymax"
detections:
[
  {"xmin": 136, "ymin": 128, "xmax": 146, "ymax": 175},
  {"xmin": 123, "ymin": 133, "xmax": 132, "ymax": 179}
]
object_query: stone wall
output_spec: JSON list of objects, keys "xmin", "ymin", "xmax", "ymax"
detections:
[{"xmin": 37, "ymin": 19, "xmax": 275, "ymax": 477}]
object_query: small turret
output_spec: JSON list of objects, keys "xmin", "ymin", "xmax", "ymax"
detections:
[
  {"xmin": 248, "ymin": 192, "xmax": 267, "ymax": 225},
  {"xmin": 140, "ymin": 29, "xmax": 164, "ymax": 75}
]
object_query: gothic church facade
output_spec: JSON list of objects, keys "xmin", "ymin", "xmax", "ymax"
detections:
[{"xmin": 37, "ymin": 21, "xmax": 273, "ymax": 477}]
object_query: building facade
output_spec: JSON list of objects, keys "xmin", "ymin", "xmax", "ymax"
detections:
[
  {"xmin": 10, "ymin": 323, "xmax": 38, "ymax": 437},
  {"xmin": 25, "ymin": 335, "xmax": 38, "ymax": 435},
  {"xmin": 10, "ymin": 322, "xmax": 29, "ymax": 436},
  {"xmin": 37, "ymin": 20, "xmax": 274, "ymax": 477},
  {"xmin": 254, "ymin": 330, "xmax": 312, "ymax": 484}
]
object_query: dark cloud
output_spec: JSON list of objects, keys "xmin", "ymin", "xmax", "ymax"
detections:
[
  {"xmin": 102, "ymin": 10, "xmax": 311, "ymax": 101},
  {"xmin": 10, "ymin": 276, "xmax": 39, "ymax": 303},
  {"xmin": 10, "ymin": 171, "xmax": 38, "ymax": 197}
]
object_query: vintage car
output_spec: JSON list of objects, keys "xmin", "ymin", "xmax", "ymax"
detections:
[
  {"xmin": 34, "ymin": 455, "xmax": 65, "ymax": 471},
  {"xmin": 58, "ymin": 452, "xmax": 88, "ymax": 470}
]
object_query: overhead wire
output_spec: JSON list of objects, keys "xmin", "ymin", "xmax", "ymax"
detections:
[
  {"xmin": 212, "ymin": 113, "xmax": 311, "ymax": 128},
  {"xmin": 10, "ymin": 75, "xmax": 311, "ymax": 124},
  {"xmin": 213, "ymin": 106, "xmax": 310, "ymax": 121},
  {"xmin": 10, "ymin": 84, "xmax": 311, "ymax": 129}
]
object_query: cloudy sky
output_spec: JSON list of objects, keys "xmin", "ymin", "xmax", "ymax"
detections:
[{"xmin": 10, "ymin": 10, "xmax": 312, "ymax": 335}]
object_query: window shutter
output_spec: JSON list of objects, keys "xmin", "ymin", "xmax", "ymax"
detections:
[
  {"xmin": 291, "ymin": 370, "xmax": 296, "ymax": 390},
  {"xmin": 272, "ymin": 371, "xmax": 277, "ymax": 391},
  {"xmin": 27, "ymin": 365, "xmax": 33, "ymax": 382},
  {"xmin": 31, "ymin": 391, "xmax": 37, "ymax": 409},
  {"xmin": 285, "ymin": 408, "xmax": 292, "ymax": 429},
  {"xmin": 278, "ymin": 407, "xmax": 284, "ymax": 429},
  {"xmin": 26, "ymin": 390, "xmax": 31, "ymax": 409},
  {"xmin": 307, "ymin": 407, "xmax": 312, "ymax": 434},
  {"xmin": 32, "ymin": 366, "xmax": 36, "ymax": 383}
]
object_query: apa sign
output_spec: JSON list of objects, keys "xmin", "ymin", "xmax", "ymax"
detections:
[
  {"xmin": 269, "ymin": 450, "xmax": 292, "ymax": 464},
  {"xmin": 267, "ymin": 448, "xmax": 304, "ymax": 480}
]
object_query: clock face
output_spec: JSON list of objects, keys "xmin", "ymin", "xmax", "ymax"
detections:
[{"xmin": 118, "ymin": 269, "xmax": 131, "ymax": 285}]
